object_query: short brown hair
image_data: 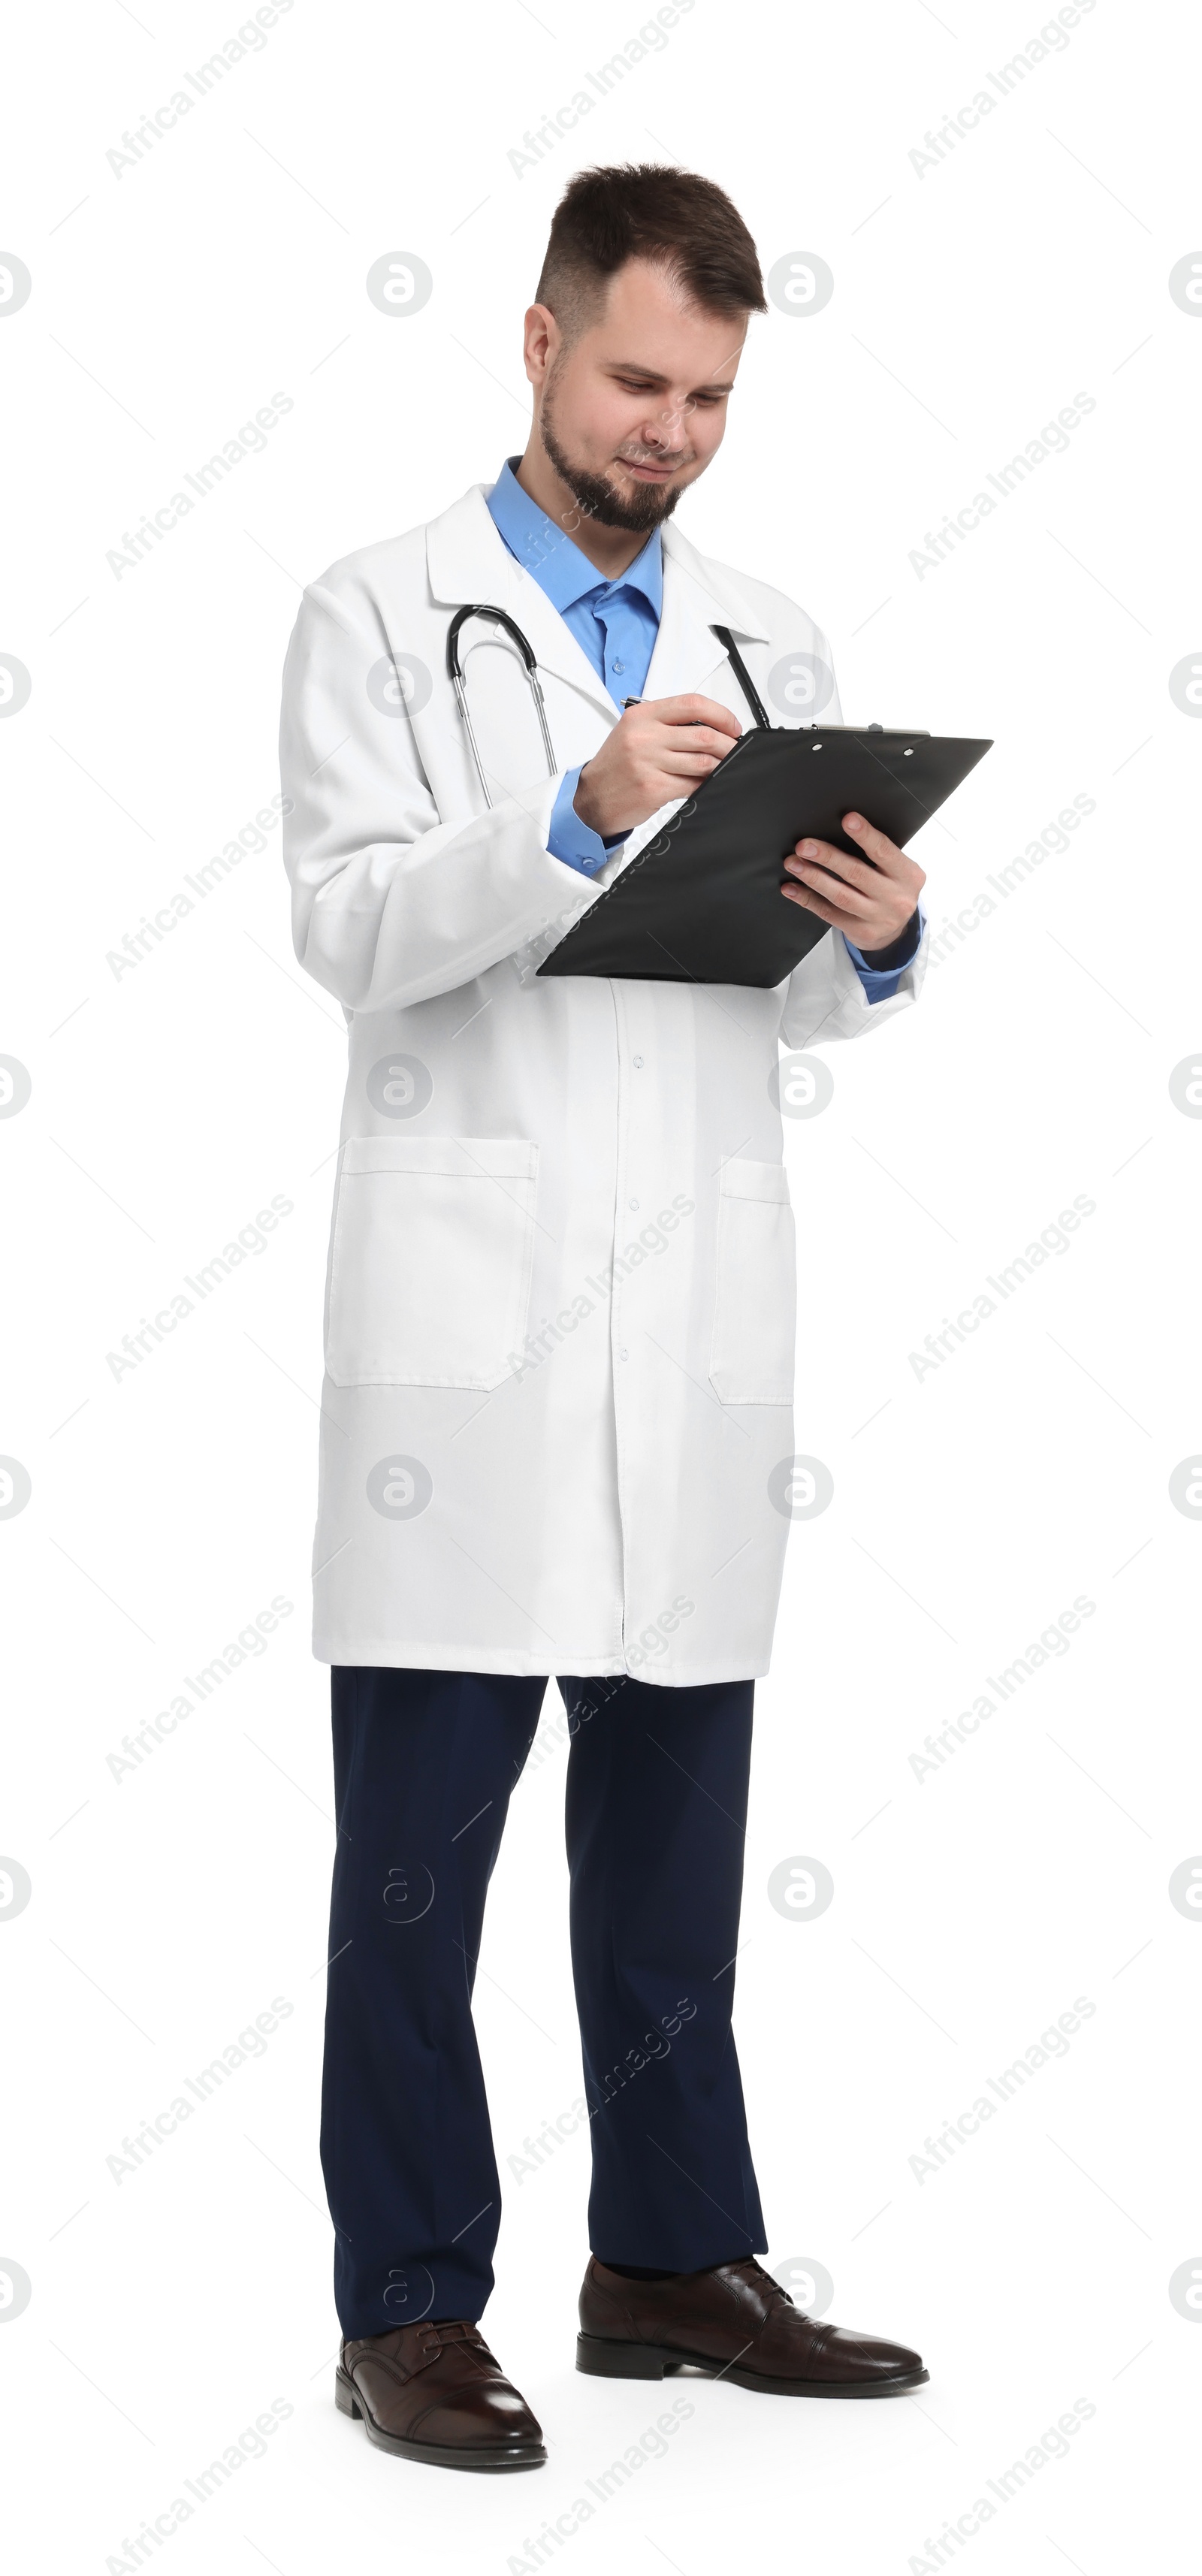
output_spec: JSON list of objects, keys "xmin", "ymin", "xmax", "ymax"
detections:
[{"xmin": 535, "ymin": 162, "xmax": 766, "ymax": 345}]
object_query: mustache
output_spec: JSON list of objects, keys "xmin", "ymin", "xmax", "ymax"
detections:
[{"xmin": 617, "ymin": 444, "xmax": 693, "ymax": 470}]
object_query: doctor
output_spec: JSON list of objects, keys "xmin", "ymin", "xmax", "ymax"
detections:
[{"xmin": 281, "ymin": 162, "xmax": 929, "ymax": 2474}]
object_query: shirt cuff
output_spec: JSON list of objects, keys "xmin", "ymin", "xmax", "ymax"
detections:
[
  {"xmin": 547, "ymin": 766, "xmax": 625, "ymax": 878},
  {"xmin": 843, "ymin": 904, "xmax": 924, "ymax": 1003}
]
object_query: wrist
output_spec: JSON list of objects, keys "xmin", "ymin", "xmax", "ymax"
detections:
[
  {"xmin": 572, "ymin": 763, "xmax": 602, "ymax": 834},
  {"xmin": 857, "ymin": 908, "xmax": 920, "ymax": 970}
]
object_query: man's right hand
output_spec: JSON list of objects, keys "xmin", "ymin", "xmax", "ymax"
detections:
[{"xmin": 572, "ymin": 693, "xmax": 743, "ymax": 841}]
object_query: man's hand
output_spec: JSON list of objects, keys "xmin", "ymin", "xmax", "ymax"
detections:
[
  {"xmin": 781, "ymin": 812, "xmax": 925, "ymax": 955},
  {"xmin": 573, "ymin": 693, "xmax": 741, "ymax": 840}
]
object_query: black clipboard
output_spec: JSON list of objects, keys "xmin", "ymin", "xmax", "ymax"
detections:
[{"xmin": 537, "ymin": 720, "xmax": 992, "ymax": 988}]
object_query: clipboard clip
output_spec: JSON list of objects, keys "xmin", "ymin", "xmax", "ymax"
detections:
[{"xmin": 709, "ymin": 627, "xmax": 929, "ymax": 738}]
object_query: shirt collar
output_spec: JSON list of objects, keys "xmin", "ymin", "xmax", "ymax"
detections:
[{"xmin": 487, "ymin": 457, "xmax": 663, "ymax": 618}]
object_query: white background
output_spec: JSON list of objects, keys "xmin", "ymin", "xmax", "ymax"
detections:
[{"xmin": 2, "ymin": 0, "xmax": 1199, "ymax": 2568}]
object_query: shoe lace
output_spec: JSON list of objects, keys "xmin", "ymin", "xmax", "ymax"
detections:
[{"xmin": 728, "ymin": 2256, "xmax": 803, "ymax": 2314}]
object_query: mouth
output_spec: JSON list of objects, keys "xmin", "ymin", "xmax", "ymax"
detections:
[{"xmin": 620, "ymin": 458, "xmax": 680, "ymax": 484}]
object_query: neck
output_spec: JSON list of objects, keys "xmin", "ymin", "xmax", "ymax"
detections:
[{"xmin": 514, "ymin": 440, "xmax": 651, "ymax": 582}]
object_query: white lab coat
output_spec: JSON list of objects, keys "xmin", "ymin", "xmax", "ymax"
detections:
[{"xmin": 279, "ymin": 481, "xmax": 928, "ymax": 1684}]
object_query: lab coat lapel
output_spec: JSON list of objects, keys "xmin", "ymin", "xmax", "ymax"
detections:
[
  {"xmin": 647, "ymin": 522, "xmax": 772, "ymax": 707},
  {"xmin": 425, "ymin": 483, "xmax": 618, "ymax": 726}
]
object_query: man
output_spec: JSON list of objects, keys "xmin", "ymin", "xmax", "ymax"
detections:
[{"xmin": 279, "ymin": 163, "xmax": 929, "ymax": 2474}]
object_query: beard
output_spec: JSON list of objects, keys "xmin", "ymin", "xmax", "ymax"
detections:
[{"xmin": 540, "ymin": 396, "xmax": 689, "ymax": 537}]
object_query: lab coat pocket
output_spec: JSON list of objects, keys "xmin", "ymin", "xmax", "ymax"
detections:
[
  {"xmin": 325, "ymin": 1136, "xmax": 539, "ymax": 1390},
  {"xmin": 708, "ymin": 1158, "xmax": 796, "ymax": 1406}
]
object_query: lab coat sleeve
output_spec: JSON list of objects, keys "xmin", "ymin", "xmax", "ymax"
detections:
[
  {"xmin": 777, "ymin": 627, "xmax": 930, "ymax": 1048},
  {"xmin": 778, "ymin": 916, "xmax": 930, "ymax": 1047},
  {"xmin": 279, "ymin": 575, "xmax": 596, "ymax": 1011}
]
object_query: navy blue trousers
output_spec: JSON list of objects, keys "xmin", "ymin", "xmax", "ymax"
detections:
[{"xmin": 321, "ymin": 1666, "xmax": 767, "ymax": 2334}]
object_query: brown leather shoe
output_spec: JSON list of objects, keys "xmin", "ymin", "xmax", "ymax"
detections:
[
  {"xmin": 337, "ymin": 2321, "xmax": 546, "ymax": 2469},
  {"xmin": 577, "ymin": 2257, "xmax": 928, "ymax": 2398}
]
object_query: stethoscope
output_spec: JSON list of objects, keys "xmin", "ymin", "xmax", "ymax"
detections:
[{"xmin": 445, "ymin": 604, "xmax": 770, "ymax": 810}]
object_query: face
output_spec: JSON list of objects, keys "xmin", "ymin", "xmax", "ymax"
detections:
[{"xmin": 524, "ymin": 257, "xmax": 747, "ymax": 533}]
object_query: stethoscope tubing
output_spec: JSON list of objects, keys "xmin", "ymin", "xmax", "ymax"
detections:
[{"xmin": 446, "ymin": 603, "xmax": 556, "ymax": 810}]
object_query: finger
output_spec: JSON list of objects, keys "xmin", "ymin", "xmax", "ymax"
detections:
[
  {"xmin": 785, "ymin": 838, "xmax": 880, "ymax": 891},
  {"xmin": 791, "ymin": 826, "xmax": 924, "ymax": 908},
  {"xmin": 841, "ymin": 812, "xmax": 907, "ymax": 874},
  {"xmin": 652, "ymin": 750, "xmax": 729, "ymax": 781},
  {"xmin": 781, "ymin": 886, "xmax": 874, "ymax": 941},
  {"xmin": 645, "ymin": 693, "xmax": 744, "ymax": 738},
  {"xmin": 782, "ymin": 877, "xmax": 911, "ymax": 947},
  {"xmin": 658, "ymin": 723, "xmax": 741, "ymax": 759},
  {"xmin": 783, "ymin": 858, "xmax": 877, "ymax": 920},
  {"xmin": 780, "ymin": 882, "xmax": 854, "ymax": 930}
]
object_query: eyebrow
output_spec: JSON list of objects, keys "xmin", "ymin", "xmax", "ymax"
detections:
[{"xmin": 606, "ymin": 361, "xmax": 738, "ymax": 394}]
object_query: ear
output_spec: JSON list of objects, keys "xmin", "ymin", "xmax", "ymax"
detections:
[{"xmin": 523, "ymin": 302, "xmax": 560, "ymax": 389}]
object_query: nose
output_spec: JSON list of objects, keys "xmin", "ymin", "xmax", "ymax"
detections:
[{"xmin": 634, "ymin": 412, "xmax": 687, "ymax": 461}]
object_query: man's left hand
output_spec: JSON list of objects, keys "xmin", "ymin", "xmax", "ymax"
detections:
[{"xmin": 781, "ymin": 811, "xmax": 925, "ymax": 954}]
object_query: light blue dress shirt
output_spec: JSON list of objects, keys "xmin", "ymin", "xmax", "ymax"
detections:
[{"xmin": 485, "ymin": 458, "xmax": 922, "ymax": 1000}]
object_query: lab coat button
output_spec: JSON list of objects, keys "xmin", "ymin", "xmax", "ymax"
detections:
[
  {"xmin": 619, "ymin": 1348, "xmax": 628, "ymax": 1361},
  {"xmin": 629, "ymin": 1197, "xmax": 639, "ymax": 1209},
  {"xmin": 633, "ymin": 1055, "xmax": 644, "ymax": 1068}
]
